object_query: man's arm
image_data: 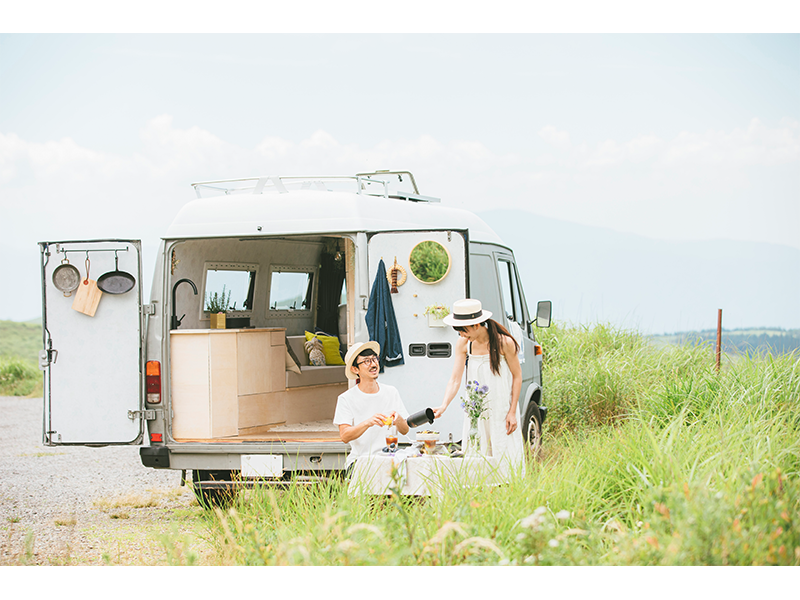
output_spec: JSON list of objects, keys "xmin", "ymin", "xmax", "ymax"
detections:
[{"xmin": 338, "ymin": 413, "xmax": 389, "ymax": 444}]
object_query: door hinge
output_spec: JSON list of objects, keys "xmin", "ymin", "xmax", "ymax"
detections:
[
  {"xmin": 128, "ymin": 409, "xmax": 161, "ymax": 421},
  {"xmin": 142, "ymin": 304, "xmax": 156, "ymax": 316}
]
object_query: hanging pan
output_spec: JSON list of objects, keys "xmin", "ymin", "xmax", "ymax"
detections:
[
  {"xmin": 52, "ymin": 257, "xmax": 81, "ymax": 297},
  {"xmin": 97, "ymin": 251, "xmax": 136, "ymax": 295}
]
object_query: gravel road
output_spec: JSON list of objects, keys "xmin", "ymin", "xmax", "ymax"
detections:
[{"xmin": 0, "ymin": 395, "xmax": 211, "ymax": 565}]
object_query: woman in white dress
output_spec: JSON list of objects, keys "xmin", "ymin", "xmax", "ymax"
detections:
[{"xmin": 433, "ymin": 299, "xmax": 525, "ymax": 473}]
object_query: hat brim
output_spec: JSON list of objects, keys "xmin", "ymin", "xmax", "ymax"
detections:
[
  {"xmin": 442, "ymin": 310, "xmax": 492, "ymax": 327},
  {"xmin": 344, "ymin": 340, "xmax": 381, "ymax": 380}
]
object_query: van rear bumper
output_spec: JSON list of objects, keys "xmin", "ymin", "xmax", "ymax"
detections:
[
  {"xmin": 140, "ymin": 446, "xmax": 171, "ymax": 468},
  {"xmin": 139, "ymin": 442, "xmax": 349, "ymax": 472}
]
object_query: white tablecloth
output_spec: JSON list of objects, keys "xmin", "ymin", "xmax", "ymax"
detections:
[{"xmin": 348, "ymin": 453, "xmax": 510, "ymax": 496}]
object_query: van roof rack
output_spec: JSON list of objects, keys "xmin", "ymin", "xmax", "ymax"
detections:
[{"xmin": 190, "ymin": 171, "xmax": 440, "ymax": 203}]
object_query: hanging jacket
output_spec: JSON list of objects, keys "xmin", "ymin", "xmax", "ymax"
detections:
[{"xmin": 366, "ymin": 259, "xmax": 404, "ymax": 372}]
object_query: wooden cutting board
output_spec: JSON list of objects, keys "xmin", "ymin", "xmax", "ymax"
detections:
[{"xmin": 72, "ymin": 278, "xmax": 103, "ymax": 316}]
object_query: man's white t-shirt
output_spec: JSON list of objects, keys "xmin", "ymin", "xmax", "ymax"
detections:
[{"xmin": 333, "ymin": 383, "xmax": 409, "ymax": 467}]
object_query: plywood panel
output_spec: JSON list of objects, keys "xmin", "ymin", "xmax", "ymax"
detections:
[
  {"xmin": 238, "ymin": 331, "xmax": 276, "ymax": 395},
  {"xmin": 283, "ymin": 383, "xmax": 345, "ymax": 424},
  {"xmin": 238, "ymin": 391, "xmax": 287, "ymax": 430},
  {"xmin": 170, "ymin": 333, "xmax": 211, "ymax": 438},
  {"xmin": 209, "ymin": 332, "xmax": 239, "ymax": 437}
]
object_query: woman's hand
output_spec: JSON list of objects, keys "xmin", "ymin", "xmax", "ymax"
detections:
[
  {"xmin": 433, "ymin": 405, "xmax": 447, "ymax": 419},
  {"xmin": 505, "ymin": 410, "xmax": 518, "ymax": 435}
]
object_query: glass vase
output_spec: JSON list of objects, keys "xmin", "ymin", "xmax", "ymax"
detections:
[{"xmin": 466, "ymin": 416, "xmax": 480, "ymax": 457}]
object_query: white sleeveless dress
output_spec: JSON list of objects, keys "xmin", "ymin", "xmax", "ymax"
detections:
[{"xmin": 461, "ymin": 344, "xmax": 525, "ymax": 474}]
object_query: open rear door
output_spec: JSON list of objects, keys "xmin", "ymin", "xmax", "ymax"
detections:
[
  {"xmin": 367, "ymin": 230, "xmax": 467, "ymax": 441},
  {"xmin": 39, "ymin": 240, "xmax": 144, "ymax": 445}
]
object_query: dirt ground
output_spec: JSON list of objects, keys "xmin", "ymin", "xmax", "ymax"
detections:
[{"xmin": 0, "ymin": 395, "xmax": 215, "ymax": 566}]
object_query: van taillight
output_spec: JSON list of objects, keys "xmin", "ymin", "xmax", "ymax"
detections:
[
  {"xmin": 534, "ymin": 345, "xmax": 543, "ymax": 356},
  {"xmin": 146, "ymin": 361, "xmax": 161, "ymax": 404}
]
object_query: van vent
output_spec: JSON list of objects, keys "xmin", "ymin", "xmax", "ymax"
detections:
[
  {"xmin": 408, "ymin": 344, "xmax": 427, "ymax": 357},
  {"xmin": 426, "ymin": 343, "xmax": 452, "ymax": 358}
]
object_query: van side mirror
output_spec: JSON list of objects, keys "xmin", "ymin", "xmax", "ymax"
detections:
[{"xmin": 535, "ymin": 300, "xmax": 552, "ymax": 328}]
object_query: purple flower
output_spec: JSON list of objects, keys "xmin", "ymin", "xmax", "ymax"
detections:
[{"xmin": 462, "ymin": 379, "xmax": 489, "ymax": 421}]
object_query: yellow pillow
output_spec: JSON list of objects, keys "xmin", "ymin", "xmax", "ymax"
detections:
[{"xmin": 304, "ymin": 331, "xmax": 345, "ymax": 365}]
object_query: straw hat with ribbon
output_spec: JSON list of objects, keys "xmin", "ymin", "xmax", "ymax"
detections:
[
  {"xmin": 344, "ymin": 340, "xmax": 381, "ymax": 380},
  {"xmin": 442, "ymin": 298, "xmax": 492, "ymax": 327}
]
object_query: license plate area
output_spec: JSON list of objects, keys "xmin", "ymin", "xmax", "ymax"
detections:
[{"xmin": 241, "ymin": 454, "xmax": 283, "ymax": 477}]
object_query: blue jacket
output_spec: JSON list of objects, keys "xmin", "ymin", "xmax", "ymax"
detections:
[{"xmin": 366, "ymin": 259, "xmax": 404, "ymax": 372}]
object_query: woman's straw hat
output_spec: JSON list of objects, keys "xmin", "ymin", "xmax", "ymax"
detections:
[{"xmin": 442, "ymin": 298, "xmax": 492, "ymax": 327}]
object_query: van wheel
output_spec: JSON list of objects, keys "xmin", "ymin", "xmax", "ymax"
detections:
[
  {"xmin": 522, "ymin": 402, "xmax": 543, "ymax": 459},
  {"xmin": 192, "ymin": 470, "xmax": 239, "ymax": 509}
]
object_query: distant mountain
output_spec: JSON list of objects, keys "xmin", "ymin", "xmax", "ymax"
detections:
[
  {"xmin": 477, "ymin": 209, "xmax": 800, "ymax": 335},
  {"xmin": 651, "ymin": 328, "xmax": 800, "ymax": 355}
]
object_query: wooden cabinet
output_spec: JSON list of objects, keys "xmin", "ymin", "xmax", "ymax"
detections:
[{"xmin": 170, "ymin": 328, "xmax": 285, "ymax": 439}]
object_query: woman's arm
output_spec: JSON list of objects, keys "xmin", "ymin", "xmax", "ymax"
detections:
[
  {"xmin": 502, "ymin": 335, "xmax": 522, "ymax": 435},
  {"xmin": 433, "ymin": 337, "xmax": 468, "ymax": 419}
]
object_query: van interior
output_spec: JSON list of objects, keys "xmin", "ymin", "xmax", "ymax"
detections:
[{"xmin": 165, "ymin": 235, "xmax": 355, "ymax": 444}]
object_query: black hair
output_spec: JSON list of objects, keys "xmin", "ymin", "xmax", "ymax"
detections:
[{"xmin": 455, "ymin": 320, "xmax": 519, "ymax": 375}]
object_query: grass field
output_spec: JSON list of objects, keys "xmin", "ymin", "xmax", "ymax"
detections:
[
  {"xmin": 2, "ymin": 317, "xmax": 798, "ymax": 566},
  {"xmin": 169, "ymin": 323, "xmax": 799, "ymax": 566}
]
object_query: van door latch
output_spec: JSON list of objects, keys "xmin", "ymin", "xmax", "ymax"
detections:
[{"xmin": 128, "ymin": 409, "xmax": 160, "ymax": 421}]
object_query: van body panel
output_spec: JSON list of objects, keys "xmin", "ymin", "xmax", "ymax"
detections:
[
  {"xmin": 164, "ymin": 191, "xmax": 503, "ymax": 245},
  {"xmin": 39, "ymin": 239, "xmax": 145, "ymax": 445},
  {"xmin": 39, "ymin": 173, "xmax": 549, "ymax": 481},
  {"xmin": 366, "ymin": 230, "xmax": 468, "ymax": 441}
]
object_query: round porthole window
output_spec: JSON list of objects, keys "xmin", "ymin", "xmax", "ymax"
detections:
[{"xmin": 409, "ymin": 240, "xmax": 451, "ymax": 284}]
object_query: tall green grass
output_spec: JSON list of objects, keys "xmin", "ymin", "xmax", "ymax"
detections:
[
  {"xmin": 0, "ymin": 319, "xmax": 43, "ymax": 396},
  {"xmin": 180, "ymin": 324, "xmax": 799, "ymax": 566},
  {"xmin": 0, "ymin": 356, "xmax": 41, "ymax": 396}
]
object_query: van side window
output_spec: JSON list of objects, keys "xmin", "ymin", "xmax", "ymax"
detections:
[
  {"xmin": 269, "ymin": 266, "xmax": 315, "ymax": 313},
  {"xmin": 203, "ymin": 263, "xmax": 257, "ymax": 314},
  {"xmin": 469, "ymin": 253, "xmax": 502, "ymax": 319},
  {"xmin": 497, "ymin": 257, "xmax": 523, "ymax": 325}
]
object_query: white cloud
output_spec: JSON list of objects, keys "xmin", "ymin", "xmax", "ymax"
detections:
[
  {"xmin": 538, "ymin": 125, "xmax": 571, "ymax": 151},
  {"xmin": 537, "ymin": 118, "xmax": 800, "ymax": 170},
  {"xmin": 1, "ymin": 116, "xmax": 798, "ymax": 256}
]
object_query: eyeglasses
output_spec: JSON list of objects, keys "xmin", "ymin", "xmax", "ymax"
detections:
[{"xmin": 356, "ymin": 356, "xmax": 379, "ymax": 367}]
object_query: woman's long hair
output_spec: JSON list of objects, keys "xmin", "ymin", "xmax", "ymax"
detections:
[
  {"xmin": 485, "ymin": 319, "xmax": 519, "ymax": 375},
  {"xmin": 456, "ymin": 318, "xmax": 520, "ymax": 375}
]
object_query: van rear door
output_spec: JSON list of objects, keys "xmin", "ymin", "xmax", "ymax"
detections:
[
  {"xmin": 39, "ymin": 240, "xmax": 145, "ymax": 445},
  {"xmin": 367, "ymin": 230, "xmax": 467, "ymax": 440}
]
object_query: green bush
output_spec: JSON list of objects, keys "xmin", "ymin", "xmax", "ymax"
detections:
[{"xmin": 0, "ymin": 356, "xmax": 42, "ymax": 396}]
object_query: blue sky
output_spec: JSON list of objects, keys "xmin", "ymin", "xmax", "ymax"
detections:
[{"xmin": 1, "ymin": 30, "xmax": 798, "ymax": 326}]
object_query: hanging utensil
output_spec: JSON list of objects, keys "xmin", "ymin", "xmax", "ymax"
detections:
[
  {"xmin": 52, "ymin": 256, "xmax": 81, "ymax": 297},
  {"xmin": 72, "ymin": 253, "xmax": 102, "ymax": 317},
  {"xmin": 97, "ymin": 250, "xmax": 136, "ymax": 295}
]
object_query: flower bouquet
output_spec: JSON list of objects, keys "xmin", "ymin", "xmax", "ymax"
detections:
[{"xmin": 461, "ymin": 379, "xmax": 489, "ymax": 456}]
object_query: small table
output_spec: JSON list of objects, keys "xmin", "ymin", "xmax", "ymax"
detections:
[{"xmin": 348, "ymin": 453, "xmax": 510, "ymax": 496}]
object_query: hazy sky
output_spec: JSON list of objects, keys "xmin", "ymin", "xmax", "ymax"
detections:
[{"xmin": 1, "ymin": 31, "xmax": 798, "ymax": 323}]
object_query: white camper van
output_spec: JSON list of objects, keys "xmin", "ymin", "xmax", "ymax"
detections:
[{"xmin": 39, "ymin": 171, "xmax": 551, "ymax": 504}]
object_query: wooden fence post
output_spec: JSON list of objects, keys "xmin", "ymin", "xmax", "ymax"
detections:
[{"xmin": 716, "ymin": 309, "xmax": 722, "ymax": 372}]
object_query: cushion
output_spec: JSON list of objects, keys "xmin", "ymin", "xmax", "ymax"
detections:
[{"xmin": 304, "ymin": 330, "xmax": 345, "ymax": 365}]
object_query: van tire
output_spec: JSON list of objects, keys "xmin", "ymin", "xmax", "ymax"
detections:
[
  {"xmin": 522, "ymin": 401, "xmax": 543, "ymax": 459},
  {"xmin": 192, "ymin": 469, "xmax": 239, "ymax": 509}
]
